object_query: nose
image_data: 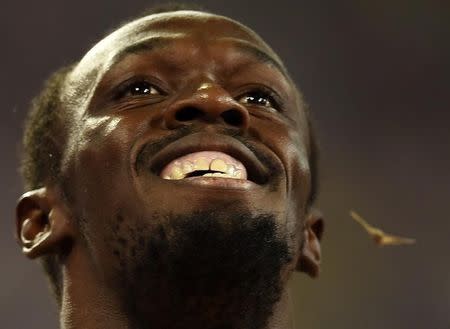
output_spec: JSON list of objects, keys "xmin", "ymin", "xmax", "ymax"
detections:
[{"xmin": 163, "ymin": 83, "xmax": 250, "ymax": 131}]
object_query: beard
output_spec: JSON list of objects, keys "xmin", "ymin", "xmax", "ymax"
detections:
[{"xmin": 110, "ymin": 206, "xmax": 292, "ymax": 329}]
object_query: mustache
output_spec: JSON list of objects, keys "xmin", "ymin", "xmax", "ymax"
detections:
[{"xmin": 135, "ymin": 126, "xmax": 280, "ymax": 177}]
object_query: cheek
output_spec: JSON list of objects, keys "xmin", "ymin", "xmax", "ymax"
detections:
[
  {"xmin": 65, "ymin": 116, "xmax": 141, "ymax": 207},
  {"xmin": 288, "ymin": 144, "xmax": 310, "ymax": 215},
  {"xmin": 261, "ymin": 119, "xmax": 310, "ymax": 205},
  {"xmin": 61, "ymin": 115, "xmax": 151, "ymax": 253},
  {"xmin": 107, "ymin": 214, "xmax": 139, "ymax": 271},
  {"xmin": 101, "ymin": 212, "xmax": 170, "ymax": 284},
  {"xmin": 85, "ymin": 212, "xmax": 141, "ymax": 282},
  {"xmin": 272, "ymin": 124, "xmax": 310, "ymax": 232},
  {"xmin": 252, "ymin": 117, "xmax": 310, "ymax": 236}
]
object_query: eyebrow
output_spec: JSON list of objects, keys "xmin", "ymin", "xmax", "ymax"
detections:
[
  {"xmin": 110, "ymin": 36, "xmax": 288, "ymax": 78},
  {"xmin": 111, "ymin": 37, "xmax": 171, "ymax": 64},
  {"xmin": 232, "ymin": 42, "xmax": 288, "ymax": 78}
]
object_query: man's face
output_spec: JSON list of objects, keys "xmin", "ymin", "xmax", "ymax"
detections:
[{"xmin": 59, "ymin": 10, "xmax": 312, "ymax": 327}]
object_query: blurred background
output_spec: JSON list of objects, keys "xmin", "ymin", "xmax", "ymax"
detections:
[{"xmin": 1, "ymin": 0, "xmax": 449, "ymax": 328}]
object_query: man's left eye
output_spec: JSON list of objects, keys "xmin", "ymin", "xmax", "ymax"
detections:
[{"xmin": 237, "ymin": 90, "xmax": 279, "ymax": 110}]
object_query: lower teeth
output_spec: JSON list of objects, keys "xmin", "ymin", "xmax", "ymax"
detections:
[
  {"xmin": 201, "ymin": 173, "xmax": 236, "ymax": 178},
  {"xmin": 162, "ymin": 171, "xmax": 243, "ymax": 180}
]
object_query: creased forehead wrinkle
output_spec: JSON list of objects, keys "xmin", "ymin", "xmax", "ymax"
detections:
[
  {"xmin": 127, "ymin": 11, "xmax": 271, "ymax": 51},
  {"xmin": 75, "ymin": 11, "xmax": 267, "ymax": 75},
  {"xmin": 66, "ymin": 11, "xmax": 283, "ymax": 101}
]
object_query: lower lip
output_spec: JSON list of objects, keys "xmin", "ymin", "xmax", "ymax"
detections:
[{"xmin": 164, "ymin": 176, "xmax": 258, "ymax": 190}]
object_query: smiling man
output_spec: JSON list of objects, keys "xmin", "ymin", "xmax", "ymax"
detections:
[{"xmin": 16, "ymin": 4, "xmax": 323, "ymax": 329}]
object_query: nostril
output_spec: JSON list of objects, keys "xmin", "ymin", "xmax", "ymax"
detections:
[
  {"xmin": 175, "ymin": 107, "xmax": 203, "ymax": 122},
  {"xmin": 221, "ymin": 109, "xmax": 244, "ymax": 127}
]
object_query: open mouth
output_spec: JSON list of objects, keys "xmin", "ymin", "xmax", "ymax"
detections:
[
  {"xmin": 144, "ymin": 133, "xmax": 269, "ymax": 186},
  {"xmin": 160, "ymin": 151, "xmax": 247, "ymax": 180}
]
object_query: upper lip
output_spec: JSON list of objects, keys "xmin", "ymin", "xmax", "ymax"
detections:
[{"xmin": 143, "ymin": 133, "xmax": 269, "ymax": 185}]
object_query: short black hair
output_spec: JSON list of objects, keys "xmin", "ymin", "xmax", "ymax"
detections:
[
  {"xmin": 21, "ymin": 64, "xmax": 73, "ymax": 304},
  {"xmin": 20, "ymin": 2, "xmax": 319, "ymax": 305}
]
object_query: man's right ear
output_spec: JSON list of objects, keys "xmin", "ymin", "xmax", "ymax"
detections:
[{"xmin": 15, "ymin": 187, "xmax": 73, "ymax": 259}]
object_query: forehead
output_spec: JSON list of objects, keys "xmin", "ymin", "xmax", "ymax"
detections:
[{"xmin": 70, "ymin": 11, "xmax": 284, "ymax": 82}]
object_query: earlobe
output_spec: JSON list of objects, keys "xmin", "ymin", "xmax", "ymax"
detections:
[
  {"xmin": 296, "ymin": 209, "xmax": 324, "ymax": 278},
  {"xmin": 16, "ymin": 187, "xmax": 72, "ymax": 259}
]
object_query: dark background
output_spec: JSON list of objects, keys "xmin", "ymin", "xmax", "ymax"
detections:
[{"xmin": 1, "ymin": 1, "xmax": 449, "ymax": 328}]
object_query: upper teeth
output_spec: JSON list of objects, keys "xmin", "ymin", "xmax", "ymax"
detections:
[{"xmin": 160, "ymin": 151, "xmax": 247, "ymax": 180}]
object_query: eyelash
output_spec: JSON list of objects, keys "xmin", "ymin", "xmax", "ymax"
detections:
[
  {"xmin": 236, "ymin": 88, "xmax": 283, "ymax": 112},
  {"xmin": 113, "ymin": 79, "xmax": 283, "ymax": 112},
  {"xmin": 113, "ymin": 79, "xmax": 165, "ymax": 100}
]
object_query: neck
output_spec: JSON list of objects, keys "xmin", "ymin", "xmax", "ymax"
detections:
[
  {"xmin": 60, "ymin": 244, "xmax": 295, "ymax": 329},
  {"xmin": 60, "ymin": 245, "xmax": 129, "ymax": 329},
  {"xmin": 266, "ymin": 286, "xmax": 295, "ymax": 329}
]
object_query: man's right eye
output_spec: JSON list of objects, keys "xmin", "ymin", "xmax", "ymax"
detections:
[
  {"xmin": 126, "ymin": 81, "xmax": 161, "ymax": 96},
  {"xmin": 114, "ymin": 80, "xmax": 164, "ymax": 99}
]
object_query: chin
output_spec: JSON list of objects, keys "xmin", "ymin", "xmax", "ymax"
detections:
[{"xmin": 108, "ymin": 207, "xmax": 292, "ymax": 329}]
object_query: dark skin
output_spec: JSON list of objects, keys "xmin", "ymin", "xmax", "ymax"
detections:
[{"xmin": 16, "ymin": 11, "xmax": 323, "ymax": 329}]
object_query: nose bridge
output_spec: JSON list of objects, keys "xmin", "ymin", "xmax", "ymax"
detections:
[{"xmin": 163, "ymin": 80, "xmax": 250, "ymax": 130}]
